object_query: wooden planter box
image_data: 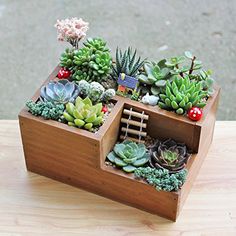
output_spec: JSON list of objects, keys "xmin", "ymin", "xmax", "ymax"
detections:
[{"xmin": 19, "ymin": 66, "xmax": 220, "ymax": 221}]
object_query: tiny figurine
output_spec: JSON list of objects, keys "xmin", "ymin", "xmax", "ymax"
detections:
[
  {"xmin": 141, "ymin": 93, "xmax": 159, "ymax": 106},
  {"xmin": 117, "ymin": 73, "xmax": 139, "ymax": 96},
  {"xmin": 57, "ymin": 68, "xmax": 71, "ymax": 79},
  {"xmin": 188, "ymin": 107, "xmax": 203, "ymax": 121}
]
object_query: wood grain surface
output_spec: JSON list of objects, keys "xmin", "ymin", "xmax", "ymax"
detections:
[{"xmin": 0, "ymin": 121, "xmax": 236, "ymax": 235}]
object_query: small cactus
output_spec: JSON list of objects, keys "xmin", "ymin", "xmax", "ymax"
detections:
[
  {"xmin": 77, "ymin": 80, "xmax": 90, "ymax": 97},
  {"xmin": 101, "ymin": 89, "xmax": 116, "ymax": 103},
  {"xmin": 88, "ymin": 82, "xmax": 105, "ymax": 102}
]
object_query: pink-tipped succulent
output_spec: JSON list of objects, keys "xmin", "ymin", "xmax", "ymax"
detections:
[{"xmin": 55, "ymin": 17, "xmax": 89, "ymax": 48}]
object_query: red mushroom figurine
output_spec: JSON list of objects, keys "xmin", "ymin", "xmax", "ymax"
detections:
[
  {"xmin": 57, "ymin": 68, "xmax": 71, "ymax": 79},
  {"xmin": 101, "ymin": 106, "xmax": 108, "ymax": 113},
  {"xmin": 188, "ymin": 107, "xmax": 203, "ymax": 121}
]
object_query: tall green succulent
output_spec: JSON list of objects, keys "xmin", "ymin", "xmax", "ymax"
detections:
[
  {"xmin": 112, "ymin": 47, "xmax": 145, "ymax": 79},
  {"xmin": 63, "ymin": 96, "xmax": 104, "ymax": 131},
  {"xmin": 107, "ymin": 140, "xmax": 149, "ymax": 173},
  {"xmin": 60, "ymin": 48, "xmax": 76, "ymax": 70},
  {"xmin": 72, "ymin": 44, "xmax": 112, "ymax": 82},
  {"xmin": 83, "ymin": 37, "xmax": 109, "ymax": 52},
  {"xmin": 137, "ymin": 60, "xmax": 174, "ymax": 96},
  {"xmin": 158, "ymin": 76, "xmax": 208, "ymax": 114}
]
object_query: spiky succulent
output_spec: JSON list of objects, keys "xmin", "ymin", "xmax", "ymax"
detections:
[
  {"xmin": 26, "ymin": 100, "xmax": 64, "ymax": 120},
  {"xmin": 83, "ymin": 37, "xmax": 109, "ymax": 52},
  {"xmin": 107, "ymin": 140, "xmax": 149, "ymax": 173},
  {"xmin": 72, "ymin": 45, "xmax": 112, "ymax": 82},
  {"xmin": 149, "ymin": 138, "xmax": 191, "ymax": 174},
  {"xmin": 63, "ymin": 96, "xmax": 104, "ymax": 131},
  {"xmin": 40, "ymin": 79, "xmax": 79, "ymax": 104},
  {"xmin": 137, "ymin": 60, "xmax": 174, "ymax": 96},
  {"xmin": 134, "ymin": 167, "xmax": 187, "ymax": 191},
  {"xmin": 158, "ymin": 76, "xmax": 208, "ymax": 114},
  {"xmin": 60, "ymin": 48, "xmax": 76, "ymax": 70},
  {"xmin": 112, "ymin": 47, "xmax": 145, "ymax": 79}
]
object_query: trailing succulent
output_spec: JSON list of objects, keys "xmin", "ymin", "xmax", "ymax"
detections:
[
  {"xmin": 112, "ymin": 47, "xmax": 145, "ymax": 79},
  {"xmin": 40, "ymin": 79, "xmax": 79, "ymax": 104},
  {"xmin": 72, "ymin": 38, "xmax": 112, "ymax": 82},
  {"xmin": 137, "ymin": 60, "xmax": 174, "ymax": 96},
  {"xmin": 149, "ymin": 138, "xmax": 191, "ymax": 174},
  {"xmin": 134, "ymin": 167, "xmax": 187, "ymax": 191},
  {"xmin": 158, "ymin": 76, "xmax": 208, "ymax": 114},
  {"xmin": 107, "ymin": 140, "xmax": 149, "ymax": 173},
  {"xmin": 26, "ymin": 100, "xmax": 64, "ymax": 120},
  {"xmin": 63, "ymin": 96, "xmax": 104, "ymax": 131}
]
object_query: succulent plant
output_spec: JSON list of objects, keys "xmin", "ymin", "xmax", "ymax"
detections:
[
  {"xmin": 137, "ymin": 60, "xmax": 174, "ymax": 96},
  {"xmin": 88, "ymin": 82, "xmax": 105, "ymax": 102},
  {"xmin": 134, "ymin": 167, "xmax": 187, "ymax": 191},
  {"xmin": 107, "ymin": 140, "xmax": 149, "ymax": 173},
  {"xmin": 40, "ymin": 79, "xmax": 79, "ymax": 104},
  {"xmin": 63, "ymin": 96, "xmax": 104, "ymax": 131},
  {"xmin": 149, "ymin": 138, "xmax": 191, "ymax": 174},
  {"xmin": 77, "ymin": 79, "xmax": 90, "ymax": 97},
  {"xmin": 72, "ymin": 46, "xmax": 112, "ymax": 82},
  {"xmin": 83, "ymin": 37, "xmax": 109, "ymax": 52},
  {"xmin": 26, "ymin": 100, "xmax": 64, "ymax": 120},
  {"xmin": 60, "ymin": 48, "xmax": 76, "ymax": 70},
  {"xmin": 189, "ymin": 70, "xmax": 215, "ymax": 96},
  {"xmin": 158, "ymin": 76, "xmax": 208, "ymax": 114},
  {"xmin": 112, "ymin": 47, "xmax": 145, "ymax": 79},
  {"xmin": 165, "ymin": 51, "xmax": 202, "ymax": 76},
  {"xmin": 101, "ymin": 89, "xmax": 116, "ymax": 103}
]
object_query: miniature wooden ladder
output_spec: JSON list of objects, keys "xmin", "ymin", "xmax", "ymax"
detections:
[{"xmin": 120, "ymin": 108, "xmax": 149, "ymax": 144}]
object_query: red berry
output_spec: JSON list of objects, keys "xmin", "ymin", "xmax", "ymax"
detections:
[
  {"xmin": 101, "ymin": 106, "xmax": 108, "ymax": 113},
  {"xmin": 188, "ymin": 107, "xmax": 203, "ymax": 121}
]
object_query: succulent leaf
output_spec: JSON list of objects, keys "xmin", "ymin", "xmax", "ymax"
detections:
[{"xmin": 106, "ymin": 140, "xmax": 149, "ymax": 173}]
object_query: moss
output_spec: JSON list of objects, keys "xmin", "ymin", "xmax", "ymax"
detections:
[
  {"xmin": 26, "ymin": 100, "xmax": 64, "ymax": 121},
  {"xmin": 134, "ymin": 167, "xmax": 187, "ymax": 192}
]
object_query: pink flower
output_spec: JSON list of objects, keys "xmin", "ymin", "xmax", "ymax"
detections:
[{"xmin": 55, "ymin": 17, "xmax": 89, "ymax": 47}]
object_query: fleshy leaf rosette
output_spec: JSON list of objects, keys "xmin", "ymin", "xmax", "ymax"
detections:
[
  {"xmin": 40, "ymin": 79, "xmax": 79, "ymax": 104},
  {"xmin": 107, "ymin": 140, "xmax": 149, "ymax": 172},
  {"xmin": 149, "ymin": 138, "xmax": 191, "ymax": 173}
]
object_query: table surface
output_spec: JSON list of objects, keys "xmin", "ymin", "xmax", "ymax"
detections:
[{"xmin": 0, "ymin": 121, "xmax": 236, "ymax": 235}]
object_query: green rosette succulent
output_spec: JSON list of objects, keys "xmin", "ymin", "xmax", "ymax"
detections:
[
  {"xmin": 158, "ymin": 76, "xmax": 208, "ymax": 115},
  {"xmin": 137, "ymin": 60, "xmax": 174, "ymax": 96},
  {"xmin": 107, "ymin": 140, "xmax": 149, "ymax": 173},
  {"xmin": 40, "ymin": 79, "xmax": 79, "ymax": 104},
  {"xmin": 112, "ymin": 47, "xmax": 145, "ymax": 79},
  {"xmin": 60, "ymin": 48, "xmax": 75, "ymax": 70},
  {"xmin": 72, "ymin": 46, "xmax": 112, "ymax": 82},
  {"xmin": 83, "ymin": 37, "xmax": 109, "ymax": 52},
  {"xmin": 63, "ymin": 96, "xmax": 104, "ymax": 131}
]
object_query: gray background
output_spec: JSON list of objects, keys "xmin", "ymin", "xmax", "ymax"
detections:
[{"xmin": 0, "ymin": 0, "xmax": 235, "ymax": 119}]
